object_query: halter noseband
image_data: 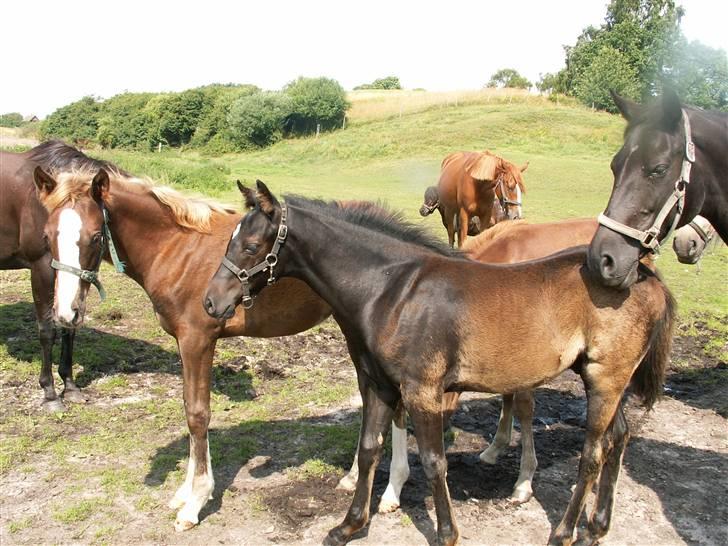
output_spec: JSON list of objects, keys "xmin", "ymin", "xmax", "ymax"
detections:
[
  {"xmin": 421, "ymin": 201, "xmax": 439, "ymax": 214},
  {"xmin": 222, "ymin": 203, "xmax": 288, "ymax": 309},
  {"xmin": 597, "ymin": 109, "xmax": 695, "ymax": 253},
  {"xmin": 50, "ymin": 205, "xmax": 125, "ymax": 301},
  {"xmin": 495, "ymin": 177, "xmax": 522, "ymax": 216}
]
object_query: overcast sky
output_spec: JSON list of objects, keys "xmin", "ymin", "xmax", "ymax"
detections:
[{"xmin": 2, "ymin": 0, "xmax": 725, "ymax": 117}]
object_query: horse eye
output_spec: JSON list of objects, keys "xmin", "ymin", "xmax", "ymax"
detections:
[
  {"xmin": 92, "ymin": 232, "xmax": 102, "ymax": 244},
  {"xmin": 648, "ymin": 164, "xmax": 669, "ymax": 178},
  {"xmin": 244, "ymin": 244, "xmax": 258, "ymax": 255}
]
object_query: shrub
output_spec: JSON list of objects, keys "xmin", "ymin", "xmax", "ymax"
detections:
[
  {"xmin": 96, "ymin": 93, "xmax": 156, "ymax": 149},
  {"xmin": 0, "ymin": 112, "xmax": 23, "ymax": 127},
  {"xmin": 354, "ymin": 76, "xmax": 402, "ymax": 90},
  {"xmin": 41, "ymin": 96, "xmax": 100, "ymax": 142},
  {"xmin": 227, "ymin": 92, "xmax": 292, "ymax": 148},
  {"xmin": 283, "ymin": 77, "xmax": 349, "ymax": 134},
  {"xmin": 191, "ymin": 84, "xmax": 260, "ymax": 148}
]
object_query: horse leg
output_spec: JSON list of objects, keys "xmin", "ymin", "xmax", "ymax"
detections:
[
  {"xmin": 511, "ymin": 390, "xmax": 537, "ymax": 503},
  {"xmin": 59, "ymin": 328, "xmax": 85, "ymax": 403},
  {"xmin": 325, "ymin": 379, "xmax": 396, "ymax": 546},
  {"xmin": 405, "ymin": 387, "xmax": 459, "ymax": 546},
  {"xmin": 30, "ymin": 261, "xmax": 62, "ymax": 412},
  {"xmin": 336, "ymin": 433, "xmax": 360, "ymax": 492},
  {"xmin": 548, "ymin": 365, "xmax": 623, "ymax": 546},
  {"xmin": 585, "ymin": 402, "xmax": 629, "ymax": 544},
  {"xmin": 170, "ymin": 333, "xmax": 216, "ymax": 531},
  {"xmin": 379, "ymin": 401, "xmax": 410, "ymax": 513},
  {"xmin": 446, "ymin": 213, "xmax": 456, "ymax": 248},
  {"xmin": 457, "ymin": 209, "xmax": 469, "ymax": 248},
  {"xmin": 479, "ymin": 393, "xmax": 514, "ymax": 464}
]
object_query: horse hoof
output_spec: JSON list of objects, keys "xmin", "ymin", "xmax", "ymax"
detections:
[
  {"xmin": 479, "ymin": 450, "xmax": 498, "ymax": 465},
  {"xmin": 509, "ymin": 490, "xmax": 533, "ymax": 505},
  {"xmin": 335, "ymin": 475, "xmax": 356, "ymax": 492},
  {"xmin": 377, "ymin": 498, "xmax": 400, "ymax": 513},
  {"xmin": 174, "ymin": 517, "xmax": 197, "ymax": 532},
  {"xmin": 322, "ymin": 529, "xmax": 348, "ymax": 546},
  {"xmin": 62, "ymin": 389, "xmax": 88, "ymax": 404},
  {"xmin": 41, "ymin": 399, "xmax": 65, "ymax": 413}
]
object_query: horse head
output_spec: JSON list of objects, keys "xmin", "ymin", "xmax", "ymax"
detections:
[
  {"xmin": 34, "ymin": 167, "xmax": 111, "ymax": 327},
  {"xmin": 204, "ymin": 180, "xmax": 284, "ymax": 319},
  {"xmin": 588, "ymin": 89, "xmax": 700, "ymax": 288},
  {"xmin": 419, "ymin": 186, "xmax": 439, "ymax": 216},
  {"xmin": 672, "ymin": 216, "xmax": 715, "ymax": 264}
]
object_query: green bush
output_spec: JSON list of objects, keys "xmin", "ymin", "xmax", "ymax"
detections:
[
  {"xmin": 41, "ymin": 96, "xmax": 100, "ymax": 142},
  {"xmin": 96, "ymin": 93, "xmax": 156, "ymax": 149},
  {"xmin": 0, "ymin": 112, "xmax": 23, "ymax": 127},
  {"xmin": 227, "ymin": 92, "xmax": 292, "ymax": 148},
  {"xmin": 283, "ymin": 77, "xmax": 349, "ymax": 134},
  {"xmin": 354, "ymin": 76, "xmax": 402, "ymax": 90},
  {"xmin": 191, "ymin": 84, "xmax": 260, "ymax": 148}
]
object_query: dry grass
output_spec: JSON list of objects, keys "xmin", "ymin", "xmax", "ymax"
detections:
[{"xmin": 346, "ymin": 88, "xmax": 547, "ymax": 123}]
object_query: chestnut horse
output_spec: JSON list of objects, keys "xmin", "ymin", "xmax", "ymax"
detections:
[
  {"xmin": 206, "ymin": 182, "xmax": 674, "ymax": 546},
  {"xmin": 28, "ymin": 148, "xmax": 334, "ymax": 531},
  {"xmin": 435, "ymin": 151, "xmax": 528, "ymax": 247},
  {"xmin": 588, "ymin": 89, "xmax": 728, "ymax": 288},
  {"xmin": 0, "ymin": 141, "xmax": 128, "ymax": 410}
]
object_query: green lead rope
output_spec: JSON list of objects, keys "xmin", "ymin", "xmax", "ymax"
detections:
[{"xmin": 102, "ymin": 208, "xmax": 125, "ymax": 274}]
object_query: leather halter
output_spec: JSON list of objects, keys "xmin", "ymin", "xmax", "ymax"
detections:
[
  {"xmin": 598, "ymin": 109, "xmax": 696, "ymax": 253},
  {"xmin": 50, "ymin": 206, "xmax": 125, "ymax": 301},
  {"xmin": 686, "ymin": 218, "xmax": 714, "ymax": 245},
  {"xmin": 222, "ymin": 203, "xmax": 288, "ymax": 309},
  {"xmin": 495, "ymin": 176, "xmax": 522, "ymax": 216},
  {"xmin": 421, "ymin": 201, "xmax": 439, "ymax": 214}
]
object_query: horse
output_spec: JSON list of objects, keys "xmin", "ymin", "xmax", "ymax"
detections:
[
  {"xmin": 672, "ymin": 215, "xmax": 717, "ymax": 265},
  {"xmin": 205, "ymin": 181, "xmax": 675, "ymax": 546},
  {"xmin": 419, "ymin": 185, "xmax": 482, "ymax": 237},
  {"xmin": 27, "ymin": 147, "xmax": 335, "ymax": 531},
  {"xmin": 340, "ymin": 216, "xmax": 603, "ymax": 509},
  {"xmin": 434, "ymin": 151, "xmax": 528, "ymax": 247},
  {"xmin": 588, "ymin": 89, "xmax": 728, "ymax": 289},
  {"xmin": 0, "ymin": 141, "xmax": 125, "ymax": 411}
]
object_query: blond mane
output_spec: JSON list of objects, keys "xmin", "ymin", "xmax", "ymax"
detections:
[
  {"xmin": 462, "ymin": 219, "xmax": 529, "ymax": 253},
  {"xmin": 38, "ymin": 168, "xmax": 236, "ymax": 233}
]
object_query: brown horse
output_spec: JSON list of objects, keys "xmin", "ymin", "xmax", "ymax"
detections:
[
  {"xmin": 206, "ymin": 182, "xmax": 675, "ymax": 546},
  {"xmin": 435, "ymin": 150, "xmax": 528, "ymax": 247},
  {"xmin": 0, "ymin": 142, "xmax": 125, "ymax": 410},
  {"xmin": 28, "ymin": 148, "xmax": 333, "ymax": 531}
]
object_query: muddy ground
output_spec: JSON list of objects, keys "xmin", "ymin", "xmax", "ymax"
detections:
[{"xmin": 1, "ymin": 306, "xmax": 726, "ymax": 545}]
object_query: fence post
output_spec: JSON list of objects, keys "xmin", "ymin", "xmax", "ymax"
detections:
[
  {"xmin": 316, "ymin": 123, "xmax": 321, "ymax": 138},
  {"xmin": 158, "ymin": 142, "xmax": 162, "ymax": 153}
]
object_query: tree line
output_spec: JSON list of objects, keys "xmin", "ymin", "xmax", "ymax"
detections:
[{"xmin": 38, "ymin": 77, "xmax": 349, "ymax": 152}]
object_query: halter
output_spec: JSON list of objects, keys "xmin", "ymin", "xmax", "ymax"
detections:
[
  {"xmin": 421, "ymin": 201, "xmax": 439, "ymax": 215},
  {"xmin": 686, "ymin": 218, "xmax": 714, "ymax": 246},
  {"xmin": 597, "ymin": 109, "xmax": 696, "ymax": 253},
  {"xmin": 495, "ymin": 176, "xmax": 522, "ymax": 217},
  {"xmin": 50, "ymin": 205, "xmax": 125, "ymax": 301},
  {"xmin": 221, "ymin": 203, "xmax": 288, "ymax": 309}
]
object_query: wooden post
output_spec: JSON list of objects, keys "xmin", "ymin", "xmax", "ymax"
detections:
[
  {"xmin": 316, "ymin": 123, "xmax": 321, "ymax": 138},
  {"xmin": 158, "ymin": 142, "xmax": 162, "ymax": 153},
  {"xmin": 342, "ymin": 117, "xmax": 346, "ymax": 130}
]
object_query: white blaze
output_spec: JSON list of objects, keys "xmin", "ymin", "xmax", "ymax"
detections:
[
  {"xmin": 55, "ymin": 208, "xmax": 82, "ymax": 323},
  {"xmin": 514, "ymin": 185, "xmax": 523, "ymax": 218},
  {"xmin": 231, "ymin": 223, "xmax": 241, "ymax": 240}
]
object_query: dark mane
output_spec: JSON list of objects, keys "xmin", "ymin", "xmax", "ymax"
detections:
[
  {"xmin": 284, "ymin": 195, "xmax": 463, "ymax": 258},
  {"xmin": 27, "ymin": 140, "xmax": 131, "ymax": 177}
]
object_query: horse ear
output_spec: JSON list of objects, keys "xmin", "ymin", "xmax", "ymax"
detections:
[
  {"xmin": 237, "ymin": 180, "xmax": 257, "ymax": 210},
  {"xmin": 610, "ymin": 90, "xmax": 641, "ymax": 121},
  {"xmin": 255, "ymin": 179, "xmax": 280, "ymax": 217},
  {"xmin": 33, "ymin": 167, "xmax": 56, "ymax": 198},
  {"xmin": 520, "ymin": 161, "xmax": 529, "ymax": 173},
  {"xmin": 660, "ymin": 88, "xmax": 683, "ymax": 129},
  {"xmin": 91, "ymin": 169, "xmax": 110, "ymax": 204}
]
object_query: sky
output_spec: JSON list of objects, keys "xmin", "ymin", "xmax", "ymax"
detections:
[{"xmin": 1, "ymin": 0, "xmax": 726, "ymax": 117}]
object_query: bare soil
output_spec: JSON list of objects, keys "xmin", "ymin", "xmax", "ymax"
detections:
[{"xmin": 1, "ymin": 317, "xmax": 726, "ymax": 546}]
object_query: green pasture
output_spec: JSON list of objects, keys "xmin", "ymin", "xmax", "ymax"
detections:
[{"xmin": 0, "ymin": 97, "xmax": 725, "ymax": 542}]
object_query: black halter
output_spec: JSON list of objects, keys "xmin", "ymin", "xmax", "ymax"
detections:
[
  {"xmin": 50, "ymin": 205, "xmax": 125, "ymax": 301},
  {"xmin": 222, "ymin": 203, "xmax": 289, "ymax": 309}
]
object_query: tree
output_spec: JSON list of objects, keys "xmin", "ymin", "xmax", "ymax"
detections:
[
  {"xmin": 665, "ymin": 39, "xmax": 728, "ymax": 110},
  {"xmin": 283, "ymin": 77, "xmax": 349, "ymax": 134},
  {"xmin": 354, "ymin": 76, "xmax": 402, "ymax": 90},
  {"xmin": 41, "ymin": 96, "xmax": 100, "ymax": 142},
  {"xmin": 227, "ymin": 91, "xmax": 292, "ymax": 148},
  {"xmin": 486, "ymin": 68, "xmax": 531, "ymax": 89},
  {"xmin": 96, "ymin": 92, "xmax": 156, "ymax": 149},
  {"xmin": 574, "ymin": 46, "xmax": 641, "ymax": 111},
  {"xmin": 0, "ymin": 112, "xmax": 23, "ymax": 127}
]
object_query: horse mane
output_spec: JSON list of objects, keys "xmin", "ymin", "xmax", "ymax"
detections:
[
  {"xmin": 32, "ymin": 141, "xmax": 236, "ymax": 233},
  {"xmin": 462, "ymin": 219, "xmax": 529, "ymax": 253},
  {"xmin": 285, "ymin": 195, "xmax": 463, "ymax": 258}
]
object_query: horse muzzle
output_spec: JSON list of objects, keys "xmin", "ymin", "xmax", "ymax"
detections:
[{"xmin": 587, "ymin": 228, "xmax": 642, "ymax": 289}]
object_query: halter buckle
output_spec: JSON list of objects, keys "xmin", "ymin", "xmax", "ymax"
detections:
[{"xmin": 242, "ymin": 296, "xmax": 254, "ymax": 309}]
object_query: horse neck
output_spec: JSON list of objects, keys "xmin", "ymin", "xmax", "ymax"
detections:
[{"xmin": 281, "ymin": 206, "xmax": 430, "ymax": 319}]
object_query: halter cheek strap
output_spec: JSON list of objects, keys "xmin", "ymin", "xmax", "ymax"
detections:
[
  {"xmin": 598, "ymin": 109, "xmax": 695, "ymax": 253},
  {"xmin": 222, "ymin": 203, "xmax": 288, "ymax": 309},
  {"xmin": 50, "ymin": 204, "xmax": 125, "ymax": 301}
]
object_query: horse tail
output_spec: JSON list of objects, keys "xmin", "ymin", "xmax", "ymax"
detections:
[{"xmin": 629, "ymin": 282, "xmax": 677, "ymax": 410}]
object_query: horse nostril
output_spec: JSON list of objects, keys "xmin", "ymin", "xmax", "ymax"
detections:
[
  {"xmin": 204, "ymin": 297, "xmax": 216, "ymax": 315},
  {"xmin": 600, "ymin": 253, "xmax": 616, "ymax": 276}
]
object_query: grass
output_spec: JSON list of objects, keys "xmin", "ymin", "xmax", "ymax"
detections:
[{"xmin": 1, "ymin": 90, "xmax": 726, "ymax": 542}]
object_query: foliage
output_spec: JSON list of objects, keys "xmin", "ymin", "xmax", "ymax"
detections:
[
  {"xmin": 574, "ymin": 45, "xmax": 641, "ymax": 110},
  {"xmin": 283, "ymin": 77, "xmax": 349, "ymax": 134},
  {"xmin": 96, "ymin": 93, "xmax": 156, "ymax": 149},
  {"xmin": 152, "ymin": 89, "xmax": 208, "ymax": 147},
  {"xmin": 40, "ymin": 96, "xmax": 100, "ymax": 142},
  {"xmin": 354, "ymin": 76, "xmax": 402, "ymax": 90},
  {"xmin": 0, "ymin": 112, "xmax": 23, "ymax": 127},
  {"xmin": 190, "ymin": 84, "xmax": 260, "ymax": 148},
  {"xmin": 664, "ymin": 39, "xmax": 728, "ymax": 111},
  {"xmin": 227, "ymin": 91, "xmax": 292, "ymax": 148},
  {"xmin": 486, "ymin": 68, "xmax": 532, "ymax": 89}
]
